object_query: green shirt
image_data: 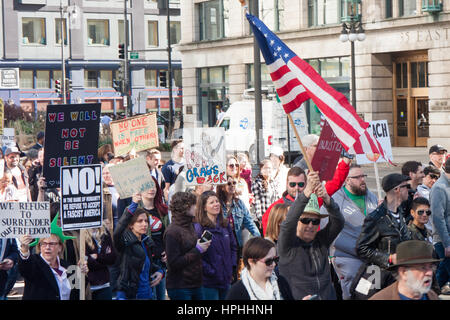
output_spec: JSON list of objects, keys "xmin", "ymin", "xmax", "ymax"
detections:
[{"xmin": 344, "ymin": 186, "xmax": 367, "ymax": 215}]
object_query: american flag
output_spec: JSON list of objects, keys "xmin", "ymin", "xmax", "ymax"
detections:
[{"xmin": 247, "ymin": 12, "xmax": 387, "ymax": 160}]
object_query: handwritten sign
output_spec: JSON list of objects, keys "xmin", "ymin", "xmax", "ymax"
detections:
[
  {"xmin": 311, "ymin": 120, "xmax": 343, "ymax": 181},
  {"xmin": 43, "ymin": 103, "xmax": 101, "ymax": 187},
  {"xmin": 60, "ymin": 165, "xmax": 103, "ymax": 231},
  {"xmin": 0, "ymin": 99, "xmax": 4, "ymax": 135},
  {"xmin": 110, "ymin": 113, "xmax": 159, "ymax": 157},
  {"xmin": 1, "ymin": 127, "xmax": 15, "ymax": 148},
  {"xmin": 0, "ymin": 202, "xmax": 50, "ymax": 238},
  {"xmin": 183, "ymin": 127, "xmax": 227, "ymax": 185},
  {"xmin": 108, "ymin": 156, "xmax": 155, "ymax": 198},
  {"xmin": 355, "ymin": 120, "xmax": 393, "ymax": 165}
]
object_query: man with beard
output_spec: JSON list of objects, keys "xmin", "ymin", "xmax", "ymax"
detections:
[
  {"xmin": 319, "ymin": 164, "xmax": 378, "ymax": 299},
  {"xmin": 370, "ymin": 240, "xmax": 440, "ymax": 300}
]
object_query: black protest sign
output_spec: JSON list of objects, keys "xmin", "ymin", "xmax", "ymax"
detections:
[
  {"xmin": 60, "ymin": 164, "xmax": 103, "ymax": 230},
  {"xmin": 43, "ymin": 103, "xmax": 101, "ymax": 187}
]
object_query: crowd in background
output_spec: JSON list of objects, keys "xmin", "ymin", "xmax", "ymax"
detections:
[{"xmin": 0, "ymin": 130, "xmax": 449, "ymax": 301}]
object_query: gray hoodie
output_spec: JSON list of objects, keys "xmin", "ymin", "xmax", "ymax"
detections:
[
  {"xmin": 320, "ymin": 187, "xmax": 378, "ymax": 259},
  {"xmin": 430, "ymin": 173, "xmax": 450, "ymax": 247}
]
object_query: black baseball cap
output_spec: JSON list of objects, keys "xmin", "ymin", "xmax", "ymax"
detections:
[
  {"xmin": 382, "ymin": 173, "xmax": 411, "ymax": 193},
  {"xmin": 429, "ymin": 144, "xmax": 447, "ymax": 154}
]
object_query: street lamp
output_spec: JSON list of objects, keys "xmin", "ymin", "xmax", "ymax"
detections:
[{"xmin": 339, "ymin": 0, "xmax": 365, "ymax": 109}]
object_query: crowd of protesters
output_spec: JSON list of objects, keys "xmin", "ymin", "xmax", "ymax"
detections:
[{"xmin": 0, "ymin": 128, "xmax": 449, "ymax": 301}]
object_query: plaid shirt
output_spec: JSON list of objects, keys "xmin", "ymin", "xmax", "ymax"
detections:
[{"xmin": 251, "ymin": 176, "xmax": 279, "ymax": 221}]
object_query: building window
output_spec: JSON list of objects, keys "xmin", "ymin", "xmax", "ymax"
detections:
[
  {"xmin": 20, "ymin": 70, "xmax": 33, "ymax": 88},
  {"xmin": 259, "ymin": 0, "xmax": 285, "ymax": 31},
  {"xmin": 22, "ymin": 18, "xmax": 46, "ymax": 45},
  {"xmin": 386, "ymin": 0, "xmax": 393, "ymax": 18},
  {"xmin": 99, "ymin": 70, "xmax": 112, "ymax": 88},
  {"xmin": 197, "ymin": 0, "xmax": 229, "ymax": 41},
  {"xmin": 169, "ymin": 21, "xmax": 181, "ymax": 45},
  {"xmin": 145, "ymin": 69, "xmax": 157, "ymax": 87},
  {"xmin": 87, "ymin": 19, "xmax": 110, "ymax": 45},
  {"xmin": 399, "ymin": 0, "xmax": 416, "ymax": 16},
  {"xmin": 247, "ymin": 63, "xmax": 272, "ymax": 88},
  {"xmin": 118, "ymin": 20, "xmax": 130, "ymax": 46},
  {"xmin": 55, "ymin": 18, "xmax": 67, "ymax": 45},
  {"xmin": 36, "ymin": 70, "xmax": 50, "ymax": 89},
  {"xmin": 173, "ymin": 69, "xmax": 182, "ymax": 87},
  {"xmin": 308, "ymin": 0, "xmax": 342, "ymax": 27},
  {"xmin": 148, "ymin": 21, "xmax": 159, "ymax": 46},
  {"xmin": 198, "ymin": 66, "xmax": 229, "ymax": 126},
  {"xmin": 84, "ymin": 70, "xmax": 98, "ymax": 88}
]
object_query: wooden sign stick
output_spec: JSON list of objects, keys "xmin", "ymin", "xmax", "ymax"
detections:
[
  {"xmin": 287, "ymin": 113, "xmax": 314, "ymax": 172},
  {"xmin": 79, "ymin": 229, "xmax": 86, "ymax": 300}
]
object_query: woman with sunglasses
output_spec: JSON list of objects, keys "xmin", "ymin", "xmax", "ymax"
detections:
[
  {"xmin": 194, "ymin": 191, "xmax": 237, "ymax": 300},
  {"xmin": 217, "ymin": 177, "xmax": 261, "ymax": 281},
  {"xmin": 225, "ymin": 237, "xmax": 293, "ymax": 300},
  {"xmin": 226, "ymin": 155, "xmax": 251, "ymax": 210},
  {"xmin": 251, "ymin": 159, "xmax": 279, "ymax": 234}
]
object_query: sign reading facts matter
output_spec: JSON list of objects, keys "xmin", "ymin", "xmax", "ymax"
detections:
[
  {"xmin": 43, "ymin": 103, "xmax": 101, "ymax": 187},
  {"xmin": 110, "ymin": 113, "xmax": 159, "ymax": 157}
]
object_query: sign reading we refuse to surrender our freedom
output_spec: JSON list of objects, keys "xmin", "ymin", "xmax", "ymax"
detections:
[
  {"xmin": 43, "ymin": 103, "xmax": 101, "ymax": 187},
  {"xmin": 110, "ymin": 113, "xmax": 159, "ymax": 157},
  {"xmin": 0, "ymin": 202, "xmax": 50, "ymax": 238}
]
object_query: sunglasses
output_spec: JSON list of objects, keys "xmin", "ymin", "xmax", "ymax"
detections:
[
  {"xmin": 429, "ymin": 174, "xmax": 439, "ymax": 180},
  {"xmin": 227, "ymin": 181, "xmax": 237, "ymax": 186},
  {"xmin": 260, "ymin": 256, "xmax": 279, "ymax": 267},
  {"xmin": 228, "ymin": 163, "xmax": 238, "ymax": 169},
  {"xmin": 289, "ymin": 182, "xmax": 305, "ymax": 188},
  {"xmin": 299, "ymin": 217, "xmax": 321, "ymax": 225},
  {"xmin": 348, "ymin": 174, "xmax": 368, "ymax": 180},
  {"xmin": 417, "ymin": 209, "xmax": 432, "ymax": 216}
]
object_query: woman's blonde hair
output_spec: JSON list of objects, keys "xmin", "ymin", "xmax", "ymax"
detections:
[
  {"xmin": 85, "ymin": 224, "xmax": 109, "ymax": 251},
  {"xmin": 265, "ymin": 203, "xmax": 289, "ymax": 242}
]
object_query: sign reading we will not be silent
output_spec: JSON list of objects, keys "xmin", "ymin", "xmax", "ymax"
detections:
[
  {"xmin": 110, "ymin": 113, "xmax": 159, "ymax": 157},
  {"xmin": 43, "ymin": 104, "xmax": 101, "ymax": 187},
  {"xmin": 0, "ymin": 202, "xmax": 51, "ymax": 238},
  {"xmin": 60, "ymin": 164, "xmax": 103, "ymax": 231},
  {"xmin": 108, "ymin": 156, "xmax": 155, "ymax": 199}
]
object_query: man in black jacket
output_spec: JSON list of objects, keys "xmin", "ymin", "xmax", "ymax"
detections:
[{"xmin": 354, "ymin": 173, "xmax": 412, "ymax": 298}]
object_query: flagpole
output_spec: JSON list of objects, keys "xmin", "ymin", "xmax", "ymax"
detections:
[
  {"xmin": 287, "ymin": 113, "xmax": 313, "ymax": 172},
  {"xmin": 373, "ymin": 162, "xmax": 382, "ymax": 200}
]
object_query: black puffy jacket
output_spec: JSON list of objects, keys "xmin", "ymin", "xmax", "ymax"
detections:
[
  {"xmin": 113, "ymin": 208, "xmax": 161, "ymax": 299},
  {"xmin": 356, "ymin": 200, "xmax": 412, "ymax": 269}
]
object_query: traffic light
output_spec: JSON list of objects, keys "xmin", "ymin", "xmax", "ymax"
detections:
[
  {"xmin": 117, "ymin": 62, "xmax": 124, "ymax": 80},
  {"xmin": 55, "ymin": 79, "xmax": 61, "ymax": 94},
  {"xmin": 65, "ymin": 78, "xmax": 73, "ymax": 92},
  {"xmin": 159, "ymin": 71, "xmax": 167, "ymax": 88},
  {"xmin": 113, "ymin": 79, "xmax": 123, "ymax": 93},
  {"xmin": 118, "ymin": 43, "xmax": 125, "ymax": 59}
]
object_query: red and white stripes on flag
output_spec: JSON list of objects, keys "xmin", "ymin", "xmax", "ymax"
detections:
[
  {"xmin": 248, "ymin": 12, "xmax": 386, "ymax": 160},
  {"xmin": 268, "ymin": 62, "xmax": 310, "ymax": 113}
]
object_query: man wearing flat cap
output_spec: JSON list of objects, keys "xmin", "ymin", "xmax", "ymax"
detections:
[
  {"xmin": 353, "ymin": 173, "xmax": 412, "ymax": 298},
  {"xmin": 370, "ymin": 240, "xmax": 441, "ymax": 300}
]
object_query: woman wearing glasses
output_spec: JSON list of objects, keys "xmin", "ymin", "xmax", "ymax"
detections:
[
  {"xmin": 217, "ymin": 177, "xmax": 260, "ymax": 281},
  {"xmin": 18, "ymin": 233, "xmax": 89, "ymax": 300},
  {"xmin": 226, "ymin": 155, "xmax": 251, "ymax": 210},
  {"xmin": 225, "ymin": 237, "xmax": 293, "ymax": 300}
]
